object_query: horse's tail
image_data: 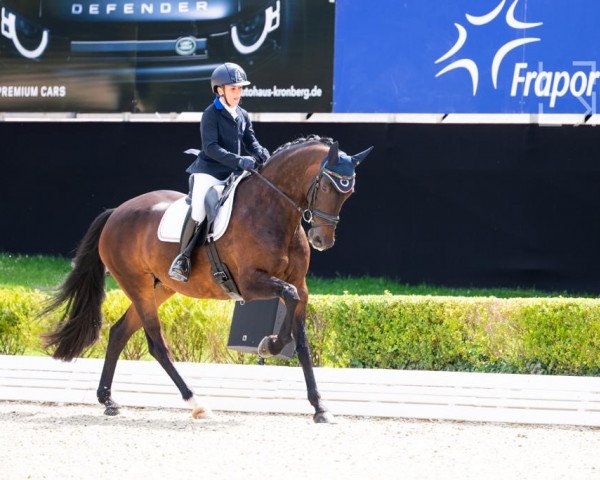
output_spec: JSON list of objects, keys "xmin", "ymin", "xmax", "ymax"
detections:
[{"xmin": 42, "ymin": 208, "xmax": 115, "ymax": 361}]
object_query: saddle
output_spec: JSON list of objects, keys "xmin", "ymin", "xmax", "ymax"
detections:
[
  {"xmin": 159, "ymin": 151, "xmax": 249, "ymax": 300},
  {"xmin": 157, "ymin": 171, "xmax": 248, "ymax": 244}
]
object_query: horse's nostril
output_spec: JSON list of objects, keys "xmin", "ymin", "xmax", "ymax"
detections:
[{"xmin": 314, "ymin": 237, "xmax": 322, "ymax": 247}]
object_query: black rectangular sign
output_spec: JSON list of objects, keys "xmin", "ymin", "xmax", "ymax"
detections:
[{"xmin": 0, "ymin": 0, "xmax": 334, "ymax": 112}]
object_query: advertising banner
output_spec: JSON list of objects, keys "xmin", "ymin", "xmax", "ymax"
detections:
[
  {"xmin": 334, "ymin": 0, "xmax": 600, "ymax": 114},
  {"xmin": 0, "ymin": 0, "xmax": 334, "ymax": 112}
]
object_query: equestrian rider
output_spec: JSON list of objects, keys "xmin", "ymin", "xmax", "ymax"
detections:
[{"xmin": 168, "ymin": 62, "xmax": 270, "ymax": 282}]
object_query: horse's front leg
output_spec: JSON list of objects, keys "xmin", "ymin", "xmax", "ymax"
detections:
[
  {"xmin": 294, "ymin": 303, "xmax": 335, "ymax": 423},
  {"xmin": 239, "ymin": 271, "xmax": 299, "ymax": 357},
  {"xmin": 257, "ymin": 286, "xmax": 297, "ymax": 356},
  {"xmin": 239, "ymin": 271, "xmax": 333, "ymax": 423}
]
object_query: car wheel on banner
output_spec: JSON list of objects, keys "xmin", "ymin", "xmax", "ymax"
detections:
[{"xmin": 1, "ymin": 7, "xmax": 49, "ymax": 60}]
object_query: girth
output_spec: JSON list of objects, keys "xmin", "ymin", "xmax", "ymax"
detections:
[
  {"xmin": 203, "ymin": 174, "xmax": 243, "ymax": 302},
  {"xmin": 205, "ymin": 239, "xmax": 243, "ymax": 302}
]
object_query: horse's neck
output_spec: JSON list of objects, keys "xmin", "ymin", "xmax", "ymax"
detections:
[{"xmin": 266, "ymin": 146, "xmax": 322, "ymax": 204}]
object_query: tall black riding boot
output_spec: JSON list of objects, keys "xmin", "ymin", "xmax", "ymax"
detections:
[
  {"xmin": 168, "ymin": 207, "xmax": 197, "ymax": 282},
  {"xmin": 204, "ymin": 187, "xmax": 220, "ymax": 235}
]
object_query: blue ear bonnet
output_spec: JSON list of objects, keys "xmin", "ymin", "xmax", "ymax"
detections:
[{"xmin": 320, "ymin": 151, "xmax": 356, "ymax": 193}]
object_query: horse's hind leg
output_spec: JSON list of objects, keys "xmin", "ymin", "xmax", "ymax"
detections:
[
  {"xmin": 97, "ymin": 306, "xmax": 141, "ymax": 415},
  {"xmin": 128, "ymin": 278, "xmax": 209, "ymax": 419},
  {"xmin": 97, "ymin": 284, "xmax": 175, "ymax": 416}
]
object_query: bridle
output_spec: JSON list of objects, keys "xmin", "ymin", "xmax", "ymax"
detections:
[
  {"xmin": 303, "ymin": 167, "xmax": 356, "ymax": 227},
  {"xmin": 250, "ymin": 165, "xmax": 355, "ymax": 229}
]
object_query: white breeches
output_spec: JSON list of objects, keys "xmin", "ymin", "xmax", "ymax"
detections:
[{"xmin": 190, "ymin": 173, "xmax": 225, "ymax": 222}]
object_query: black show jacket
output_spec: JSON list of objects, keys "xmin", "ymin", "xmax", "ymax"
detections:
[{"xmin": 186, "ymin": 97, "xmax": 267, "ymax": 180}]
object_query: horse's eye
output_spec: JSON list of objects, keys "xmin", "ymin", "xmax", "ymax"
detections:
[
  {"xmin": 340, "ymin": 179, "xmax": 350, "ymax": 188},
  {"xmin": 321, "ymin": 182, "xmax": 330, "ymax": 193}
]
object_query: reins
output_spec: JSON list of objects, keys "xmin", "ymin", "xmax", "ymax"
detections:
[
  {"xmin": 250, "ymin": 168, "xmax": 304, "ymax": 216},
  {"xmin": 250, "ymin": 168, "xmax": 342, "ymax": 227}
]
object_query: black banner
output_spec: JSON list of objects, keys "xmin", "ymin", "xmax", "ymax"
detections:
[
  {"xmin": 2, "ymin": 121, "xmax": 600, "ymax": 294},
  {"xmin": 0, "ymin": 0, "xmax": 334, "ymax": 112}
]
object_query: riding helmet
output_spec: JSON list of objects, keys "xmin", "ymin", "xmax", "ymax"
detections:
[{"xmin": 210, "ymin": 63, "xmax": 251, "ymax": 93}]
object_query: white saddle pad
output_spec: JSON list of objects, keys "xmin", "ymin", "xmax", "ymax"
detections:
[{"xmin": 157, "ymin": 173, "xmax": 248, "ymax": 243}]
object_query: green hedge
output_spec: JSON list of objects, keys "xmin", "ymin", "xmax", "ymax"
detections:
[
  {"xmin": 309, "ymin": 295, "xmax": 600, "ymax": 374},
  {"xmin": 2, "ymin": 287, "xmax": 600, "ymax": 375}
]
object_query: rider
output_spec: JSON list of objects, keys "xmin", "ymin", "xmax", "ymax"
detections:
[{"xmin": 168, "ymin": 62, "xmax": 270, "ymax": 282}]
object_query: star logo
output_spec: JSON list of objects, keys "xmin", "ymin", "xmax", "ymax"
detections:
[{"xmin": 435, "ymin": 0, "xmax": 543, "ymax": 95}]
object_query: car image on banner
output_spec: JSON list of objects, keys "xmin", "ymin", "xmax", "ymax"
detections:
[{"xmin": 0, "ymin": 0, "xmax": 334, "ymax": 112}]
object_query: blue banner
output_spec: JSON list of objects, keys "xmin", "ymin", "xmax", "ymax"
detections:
[{"xmin": 334, "ymin": 0, "xmax": 600, "ymax": 114}]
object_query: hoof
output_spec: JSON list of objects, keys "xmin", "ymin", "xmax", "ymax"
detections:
[
  {"xmin": 191, "ymin": 406, "xmax": 212, "ymax": 419},
  {"xmin": 313, "ymin": 411, "xmax": 336, "ymax": 424},
  {"xmin": 258, "ymin": 336, "xmax": 274, "ymax": 358},
  {"xmin": 104, "ymin": 406, "xmax": 120, "ymax": 416},
  {"xmin": 186, "ymin": 396, "xmax": 212, "ymax": 419},
  {"xmin": 102, "ymin": 398, "xmax": 120, "ymax": 416}
]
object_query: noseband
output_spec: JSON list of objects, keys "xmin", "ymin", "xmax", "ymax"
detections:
[{"xmin": 251, "ymin": 166, "xmax": 355, "ymax": 229}]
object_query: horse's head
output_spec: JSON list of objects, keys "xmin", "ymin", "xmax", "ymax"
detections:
[{"xmin": 306, "ymin": 142, "xmax": 373, "ymax": 251}]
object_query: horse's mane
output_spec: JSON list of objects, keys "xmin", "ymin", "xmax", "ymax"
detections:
[
  {"xmin": 271, "ymin": 134, "xmax": 334, "ymax": 156},
  {"xmin": 259, "ymin": 135, "xmax": 334, "ymax": 171}
]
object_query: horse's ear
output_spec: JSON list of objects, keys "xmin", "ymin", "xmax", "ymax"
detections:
[
  {"xmin": 326, "ymin": 141, "xmax": 340, "ymax": 167},
  {"xmin": 351, "ymin": 146, "xmax": 374, "ymax": 167}
]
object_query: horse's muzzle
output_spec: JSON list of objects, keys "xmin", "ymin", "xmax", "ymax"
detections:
[{"xmin": 308, "ymin": 229, "xmax": 335, "ymax": 251}]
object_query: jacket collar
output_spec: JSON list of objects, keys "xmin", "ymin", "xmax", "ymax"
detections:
[
  {"xmin": 213, "ymin": 95, "xmax": 224, "ymax": 110},
  {"xmin": 213, "ymin": 96, "xmax": 241, "ymax": 121}
]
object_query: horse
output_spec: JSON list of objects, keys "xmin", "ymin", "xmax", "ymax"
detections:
[{"xmin": 42, "ymin": 135, "xmax": 372, "ymax": 423}]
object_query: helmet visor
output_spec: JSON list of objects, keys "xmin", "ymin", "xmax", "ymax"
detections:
[{"xmin": 229, "ymin": 80, "xmax": 251, "ymax": 87}]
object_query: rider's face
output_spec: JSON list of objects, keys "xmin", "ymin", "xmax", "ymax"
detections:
[{"xmin": 218, "ymin": 85, "xmax": 242, "ymax": 107}]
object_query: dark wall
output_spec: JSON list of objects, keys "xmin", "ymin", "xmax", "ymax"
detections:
[{"xmin": 1, "ymin": 121, "xmax": 599, "ymax": 293}]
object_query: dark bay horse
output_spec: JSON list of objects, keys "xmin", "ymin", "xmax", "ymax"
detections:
[{"xmin": 43, "ymin": 136, "xmax": 372, "ymax": 423}]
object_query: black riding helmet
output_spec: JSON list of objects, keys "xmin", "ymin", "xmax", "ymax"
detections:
[{"xmin": 210, "ymin": 63, "xmax": 251, "ymax": 93}]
